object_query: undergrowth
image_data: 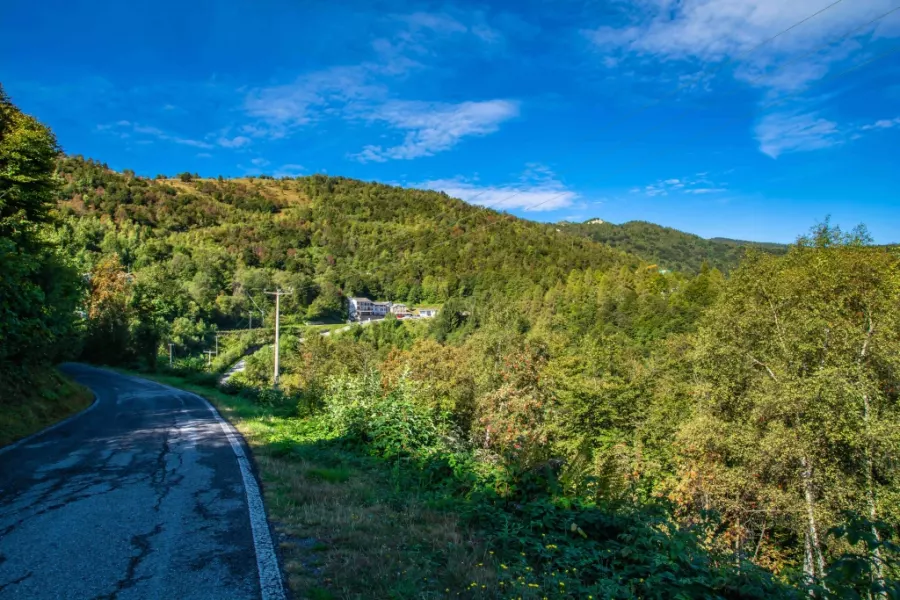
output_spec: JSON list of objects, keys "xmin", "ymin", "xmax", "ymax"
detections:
[
  {"xmin": 0, "ymin": 366, "xmax": 94, "ymax": 447},
  {"xmin": 122, "ymin": 367, "xmax": 898, "ymax": 599}
]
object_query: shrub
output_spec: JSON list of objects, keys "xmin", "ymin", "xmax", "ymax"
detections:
[{"xmin": 324, "ymin": 370, "xmax": 448, "ymax": 460}]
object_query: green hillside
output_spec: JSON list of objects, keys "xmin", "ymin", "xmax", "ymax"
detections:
[
  {"xmin": 560, "ymin": 219, "xmax": 788, "ymax": 273},
  {"xmin": 53, "ymin": 157, "xmax": 634, "ymax": 328}
]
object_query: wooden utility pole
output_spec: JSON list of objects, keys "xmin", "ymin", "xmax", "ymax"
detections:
[
  {"xmin": 265, "ymin": 289, "xmax": 293, "ymax": 386},
  {"xmin": 168, "ymin": 343, "xmax": 174, "ymax": 367}
]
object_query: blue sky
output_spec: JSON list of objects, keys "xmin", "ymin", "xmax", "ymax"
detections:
[{"xmin": 3, "ymin": 0, "xmax": 899, "ymax": 243}]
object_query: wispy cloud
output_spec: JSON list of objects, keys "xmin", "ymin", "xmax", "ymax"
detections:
[
  {"xmin": 586, "ymin": 0, "xmax": 900, "ymax": 92},
  {"xmin": 97, "ymin": 120, "xmax": 214, "ymax": 149},
  {"xmin": 217, "ymin": 135, "xmax": 252, "ymax": 148},
  {"xmin": 631, "ymin": 172, "xmax": 728, "ymax": 196},
  {"xmin": 418, "ymin": 165, "xmax": 576, "ymax": 212},
  {"xmin": 755, "ymin": 110, "xmax": 842, "ymax": 158},
  {"xmin": 860, "ymin": 116, "xmax": 900, "ymax": 130},
  {"xmin": 352, "ymin": 99, "xmax": 519, "ymax": 162},
  {"xmin": 236, "ymin": 10, "xmax": 514, "ymax": 157},
  {"xmin": 274, "ymin": 164, "xmax": 305, "ymax": 178},
  {"xmin": 243, "ymin": 66, "xmax": 381, "ymax": 137},
  {"xmin": 755, "ymin": 111, "xmax": 900, "ymax": 157}
]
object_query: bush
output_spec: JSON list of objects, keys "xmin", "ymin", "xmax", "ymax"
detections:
[{"xmin": 324, "ymin": 370, "xmax": 448, "ymax": 460}]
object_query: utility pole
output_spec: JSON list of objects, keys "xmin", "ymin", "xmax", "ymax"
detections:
[
  {"xmin": 168, "ymin": 343, "xmax": 174, "ymax": 367},
  {"xmin": 265, "ymin": 289, "xmax": 293, "ymax": 386},
  {"xmin": 204, "ymin": 350, "xmax": 216, "ymax": 369},
  {"xmin": 215, "ymin": 334, "xmax": 219, "ymax": 356}
]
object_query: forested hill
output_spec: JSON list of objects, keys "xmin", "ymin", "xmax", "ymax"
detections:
[
  {"xmin": 559, "ymin": 219, "xmax": 788, "ymax": 273},
  {"xmin": 51, "ymin": 157, "xmax": 637, "ymax": 326}
]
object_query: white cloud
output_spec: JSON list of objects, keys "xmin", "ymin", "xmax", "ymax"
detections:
[
  {"xmin": 586, "ymin": 0, "xmax": 900, "ymax": 92},
  {"xmin": 397, "ymin": 12, "xmax": 468, "ymax": 34},
  {"xmin": 273, "ymin": 164, "xmax": 305, "ymax": 178},
  {"xmin": 684, "ymin": 187, "xmax": 728, "ymax": 194},
  {"xmin": 352, "ymin": 99, "xmax": 519, "ymax": 162},
  {"xmin": 238, "ymin": 11, "xmax": 511, "ymax": 150},
  {"xmin": 217, "ymin": 135, "xmax": 252, "ymax": 148},
  {"xmin": 243, "ymin": 66, "xmax": 381, "ymax": 135},
  {"xmin": 394, "ymin": 11, "xmax": 503, "ymax": 43},
  {"xmin": 754, "ymin": 111, "xmax": 842, "ymax": 158},
  {"xmin": 250, "ymin": 157, "xmax": 270, "ymax": 166},
  {"xmin": 632, "ymin": 172, "xmax": 729, "ymax": 195},
  {"xmin": 418, "ymin": 166, "xmax": 576, "ymax": 212},
  {"xmin": 97, "ymin": 121, "xmax": 213, "ymax": 149},
  {"xmin": 860, "ymin": 116, "xmax": 900, "ymax": 130}
]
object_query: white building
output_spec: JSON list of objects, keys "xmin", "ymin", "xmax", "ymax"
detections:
[
  {"xmin": 390, "ymin": 303, "xmax": 410, "ymax": 316},
  {"xmin": 417, "ymin": 308, "xmax": 438, "ymax": 318},
  {"xmin": 348, "ymin": 297, "xmax": 392, "ymax": 321}
]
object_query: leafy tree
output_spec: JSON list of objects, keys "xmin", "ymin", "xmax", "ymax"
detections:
[
  {"xmin": 678, "ymin": 223, "xmax": 900, "ymax": 584},
  {"xmin": 0, "ymin": 85, "xmax": 82, "ymax": 374}
]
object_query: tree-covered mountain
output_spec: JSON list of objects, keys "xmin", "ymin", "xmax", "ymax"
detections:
[
  {"xmin": 54, "ymin": 157, "xmax": 636, "ymax": 324},
  {"xmin": 559, "ymin": 219, "xmax": 788, "ymax": 274}
]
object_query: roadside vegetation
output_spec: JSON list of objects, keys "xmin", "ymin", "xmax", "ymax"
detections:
[
  {"xmin": 0, "ymin": 368, "xmax": 93, "ymax": 446},
  {"xmin": 0, "ymin": 85, "xmax": 87, "ymax": 443}
]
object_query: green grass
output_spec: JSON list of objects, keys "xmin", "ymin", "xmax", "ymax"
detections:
[
  {"xmin": 306, "ymin": 466, "xmax": 352, "ymax": 483},
  {"xmin": 303, "ymin": 323, "xmax": 348, "ymax": 334},
  {"xmin": 117, "ymin": 369, "xmax": 497, "ymax": 599},
  {"xmin": 0, "ymin": 367, "xmax": 94, "ymax": 447}
]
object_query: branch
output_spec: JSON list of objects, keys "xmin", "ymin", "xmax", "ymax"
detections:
[
  {"xmin": 860, "ymin": 309, "xmax": 874, "ymax": 361},
  {"xmin": 750, "ymin": 356, "xmax": 778, "ymax": 382}
]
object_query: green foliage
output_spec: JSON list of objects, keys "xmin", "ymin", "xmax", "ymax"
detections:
[
  {"xmin": 324, "ymin": 370, "xmax": 448, "ymax": 460},
  {"xmin": 561, "ymin": 219, "xmax": 788, "ymax": 274},
  {"xmin": 0, "ymin": 86, "xmax": 82, "ymax": 373}
]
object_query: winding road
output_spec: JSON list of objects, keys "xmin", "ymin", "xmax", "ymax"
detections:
[{"xmin": 0, "ymin": 364, "xmax": 285, "ymax": 600}]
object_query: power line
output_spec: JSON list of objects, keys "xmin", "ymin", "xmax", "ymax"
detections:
[
  {"xmin": 607, "ymin": 0, "xmax": 849, "ymax": 125},
  {"xmin": 265, "ymin": 289, "xmax": 293, "ymax": 386},
  {"xmin": 360, "ymin": 39, "xmax": 900, "ymax": 269},
  {"xmin": 585, "ymin": 3, "xmax": 900, "ymax": 158},
  {"xmin": 455, "ymin": 3, "xmax": 900, "ymax": 222},
  {"xmin": 427, "ymin": 0, "xmax": 854, "ymax": 219}
]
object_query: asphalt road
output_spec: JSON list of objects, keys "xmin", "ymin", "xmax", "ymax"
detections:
[{"xmin": 0, "ymin": 364, "xmax": 284, "ymax": 600}]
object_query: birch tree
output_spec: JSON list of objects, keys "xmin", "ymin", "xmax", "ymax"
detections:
[{"xmin": 677, "ymin": 223, "xmax": 900, "ymax": 588}]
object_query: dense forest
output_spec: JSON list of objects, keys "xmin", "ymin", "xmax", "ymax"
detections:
[
  {"xmin": 559, "ymin": 219, "xmax": 788, "ymax": 273},
  {"xmin": 3, "ymin": 87, "xmax": 899, "ymax": 598}
]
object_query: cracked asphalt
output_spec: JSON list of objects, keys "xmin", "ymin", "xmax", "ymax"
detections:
[{"xmin": 0, "ymin": 364, "xmax": 273, "ymax": 599}]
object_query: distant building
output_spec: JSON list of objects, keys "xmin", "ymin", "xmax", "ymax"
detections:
[
  {"xmin": 348, "ymin": 297, "xmax": 392, "ymax": 321},
  {"xmin": 391, "ymin": 303, "xmax": 411, "ymax": 316},
  {"xmin": 417, "ymin": 308, "xmax": 438, "ymax": 318}
]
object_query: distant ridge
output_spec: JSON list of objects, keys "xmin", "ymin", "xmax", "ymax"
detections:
[{"xmin": 559, "ymin": 220, "xmax": 788, "ymax": 274}]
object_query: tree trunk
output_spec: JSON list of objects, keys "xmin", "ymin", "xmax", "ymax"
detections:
[
  {"xmin": 804, "ymin": 530, "xmax": 815, "ymax": 595},
  {"xmin": 801, "ymin": 456, "xmax": 825, "ymax": 581},
  {"xmin": 863, "ymin": 392, "xmax": 886, "ymax": 598},
  {"xmin": 859, "ymin": 318, "xmax": 886, "ymax": 598}
]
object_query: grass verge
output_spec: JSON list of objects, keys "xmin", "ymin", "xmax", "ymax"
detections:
[
  {"xmin": 120, "ymin": 369, "xmax": 498, "ymax": 599},
  {"xmin": 0, "ymin": 367, "xmax": 94, "ymax": 448}
]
